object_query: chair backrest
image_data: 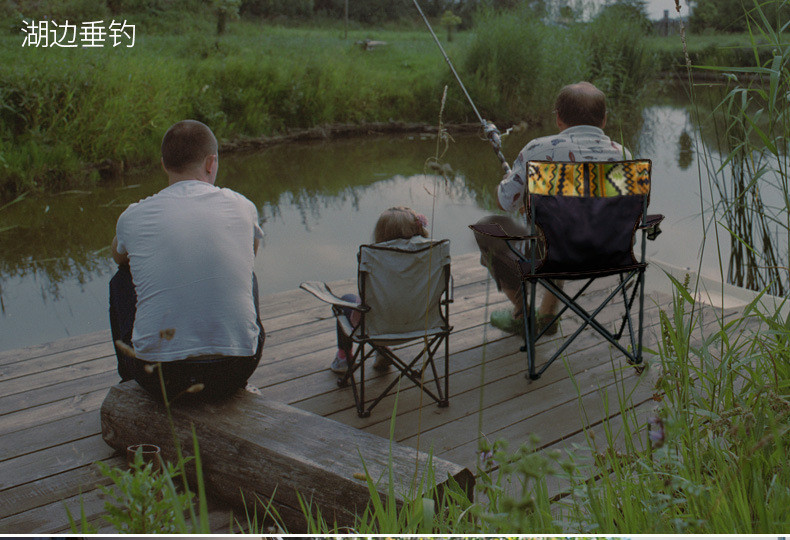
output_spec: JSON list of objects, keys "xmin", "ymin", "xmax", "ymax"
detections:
[
  {"xmin": 357, "ymin": 237, "xmax": 450, "ymax": 339},
  {"xmin": 526, "ymin": 160, "xmax": 651, "ymax": 273}
]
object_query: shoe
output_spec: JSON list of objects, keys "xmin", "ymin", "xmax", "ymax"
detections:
[
  {"xmin": 537, "ymin": 313, "xmax": 560, "ymax": 336},
  {"xmin": 490, "ymin": 309, "xmax": 526, "ymax": 337},
  {"xmin": 373, "ymin": 351, "xmax": 391, "ymax": 372},
  {"xmin": 330, "ymin": 353, "xmax": 349, "ymax": 374},
  {"xmin": 245, "ymin": 384, "xmax": 261, "ymax": 395}
]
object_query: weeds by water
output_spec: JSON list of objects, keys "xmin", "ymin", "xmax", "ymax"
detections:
[{"xmin": 0, "ymin": 3, "xmax": 666, "ymax": 198}]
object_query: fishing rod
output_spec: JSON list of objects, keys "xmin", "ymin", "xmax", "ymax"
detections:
[{"xmin": 412, "ymin": 0, "xmax": 511, "ymax": 175}]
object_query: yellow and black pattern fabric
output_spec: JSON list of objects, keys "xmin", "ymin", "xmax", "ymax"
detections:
[{"xmin": 527, "ymin": 160, "xmax": 651, "ymax": 198}]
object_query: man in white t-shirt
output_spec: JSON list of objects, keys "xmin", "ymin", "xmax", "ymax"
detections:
[
  {"xmin": 473, "ymin": 82, "xmax": 631, "ymax": 337},
  {"xmin": 109, "ymin": 119, "xmax": 265, "ymax": 400}
]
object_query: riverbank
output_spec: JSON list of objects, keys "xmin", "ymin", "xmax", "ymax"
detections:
[{"xmin": 1, "ymin": 11, "xmax": 771, "ymax": 201}]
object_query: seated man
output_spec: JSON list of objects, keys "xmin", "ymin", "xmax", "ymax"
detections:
[
  {"xmin": 473, "ymin": 81, "xmax": 631, "ymax": 336},
  {"xmin": 109, "ymin": 119, "xmax": 265, "ymax": 401}
]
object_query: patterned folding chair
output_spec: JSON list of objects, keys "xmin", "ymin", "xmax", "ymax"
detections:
[
  {"xmin": 301, "ymin": 236, "xmax": 452, "ymax": 417},
  {"xmin": 470, "ymin": 160, "xmax": 663, "ymax": 380}
]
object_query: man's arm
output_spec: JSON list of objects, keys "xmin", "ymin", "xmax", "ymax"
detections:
[
  {"xmin": 111, "ymin": 236, "xmax": 129, "ymax": 266},
  {"xmin": 496, "ymin": 151, "xmax": 528, "ymax": 213}
]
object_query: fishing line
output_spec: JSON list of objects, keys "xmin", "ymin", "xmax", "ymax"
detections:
[{"xmin": 412, "ymin": 0, "xmax": 511, "ymax": 174}]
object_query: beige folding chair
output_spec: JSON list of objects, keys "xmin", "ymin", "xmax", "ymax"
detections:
[{"xmin": 301, "ymin": 236, "xmax": 452, "ymax": 417}]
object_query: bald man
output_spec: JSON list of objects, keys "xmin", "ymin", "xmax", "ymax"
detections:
[
  {"xmin": 109, "ymin": 120, "xmax": 265, "ymax": 401},
  {"xmin": 474, "ymin": 82, "xmax": 631, "ymax": 337}
]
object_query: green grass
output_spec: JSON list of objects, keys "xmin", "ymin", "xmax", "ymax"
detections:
[
  {"xmin": 0, "ymin": 7, "xmax": 662, "ymax": 199},
  {"xmin": 647, "ymin": 31, "xmax": 790, "ymax": 72},
  {"xmin": 0, "ymin": 20, "xmax": 465, "ymax": 198}
]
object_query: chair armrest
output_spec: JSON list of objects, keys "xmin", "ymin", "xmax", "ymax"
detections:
[
  {"xmin": 445, "ymin": 274, "xmax": 455, "ymax": 304},
  {"xmin": 468, "ymin": 222, "xmax": 537, "ymax": 241},
  {"xmin": 299, "ymin": 281, "xmax": 369, "ymax": 311},
  {"xmin": 639, "ymin": 214, "xmax": 664, "ymax": 241}
]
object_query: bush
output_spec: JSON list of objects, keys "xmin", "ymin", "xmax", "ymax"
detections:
[
  {"xmin": 584, "ymin": 3, "xmax": 655, "ymax": 103},
  {"xmin": 457, "ymin": 7, "xmax": 588, "ymax": 123}
]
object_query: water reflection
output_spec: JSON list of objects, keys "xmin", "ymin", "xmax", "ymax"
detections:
[{"xmin": 1, "ymin": 95, "xmax": 785, "ymax": 350}]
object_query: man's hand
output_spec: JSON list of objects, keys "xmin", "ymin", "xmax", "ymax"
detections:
[{"xmin": 111, "ymin": 236, "xmax": 129, "ymax": 266}]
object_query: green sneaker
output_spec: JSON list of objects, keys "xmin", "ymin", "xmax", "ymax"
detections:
[{"xmin": 490, "ymin": 309, "xmax": 526, "ymax": 337}]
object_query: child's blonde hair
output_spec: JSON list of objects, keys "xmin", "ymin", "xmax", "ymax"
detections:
[{"xmin": 373, "ymin": 206, "xmax": 429, "ymax": 243}]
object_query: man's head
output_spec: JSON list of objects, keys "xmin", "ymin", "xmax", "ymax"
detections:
[
  {"xmin": 554, "ymin": 82, "xmax": 607, "ymax": 129},
  {"xmin": 161, "ymin": 120, "xmax": 219, "ymax": 184}
]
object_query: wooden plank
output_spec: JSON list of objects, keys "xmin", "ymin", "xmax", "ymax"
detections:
[
  {"xmin": 433, "ymin": 306, "xmax": 736, "ymax": 468},
  {"xmin": 0, "ymin": 485, "xmax": 108, "ymax": 533},
  {"xmin": 0, "ymin": 388, "xmax": 108, "ymax": 436},
  {"xmin": 0, "ymin": 456, "xmax": 120, "ymax": 521},
  {"xmin": 436, "ymin": 367, "xmax": 653, "ymax": 467},
  {"xmin": 349, "ymin": 338, "xmax": 647, "ymax": 445},
  {"xmin": 0, "ymin": 367, "xmax": 117, "ymax": 416},
  {"xmin": 0, "ymin": 410, "xmax": 101, "ymax": 462},
  {"xmin": 0, "ymin": 342, "xmax": 115, "ymax": 383},
  {"xmin": 0, "ymin": 434, "xmax": 114, "ymax": 491},
  {"xmin": 273, "ymin": 301, "xmax": 664, "ymax": 422},
  {"xmin": 100, "ymin": 382, "xmax": 474, "ymax": 533},
  {"xmin": 0, "ymin": 330, "xmax": 110, "ymax": 367},
  {"xmin": 51, "ymin": 488, "xmax": 236, "ymax": 534}
]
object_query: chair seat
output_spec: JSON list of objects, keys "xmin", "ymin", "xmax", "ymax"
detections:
[
  {"xmin": 518, "ymin": 259, "xmax": 647, "ymax": 280},
  {"xmin": 365, "ymin": 326, "xmax": 451, "ymax": 344}
]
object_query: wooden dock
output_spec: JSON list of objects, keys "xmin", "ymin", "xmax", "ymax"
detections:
[{"xmin": 0, "ymin": 252, "xmax": 732, "ymax": 533}]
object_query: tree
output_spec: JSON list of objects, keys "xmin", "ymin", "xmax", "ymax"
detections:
[
  {"xmin": 440, "ymin": 9, "xmax": 462, "ymax": 41},
  {"xmin": 688, "ymin": 0, "xmax": 790, "ymax": 32},
  {"xmin": 596, "ymin": 0, "xmax": 651, "ymax": 32},
  {"xmin": 213, "ymin": 0, "xmax": 241, "ymax": 36}
]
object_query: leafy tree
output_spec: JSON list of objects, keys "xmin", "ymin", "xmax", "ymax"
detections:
[
  {"xmin": 689, "ymin": 0, "xmax": 790, "ymax": 32},
  {"xmin": 440, "ymin": 9, "xmax": 462, "ymax": 40},
  {"xmin": 213, "ymin": 0, "xmax": 240, "ymax": 35},
  {"xmin": 240, "ymin": 0, "xmax": 314, "ymax": 18},
  {"xmin": 597, "ymin": 0, "xmax": 651, "ymax": 33}
]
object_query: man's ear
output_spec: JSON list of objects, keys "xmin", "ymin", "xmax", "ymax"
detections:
[
  {"xmin": 601, "ymin": 112, "xmax": 607, "ymax": 130},
  {"xmin": 205, "ymin": 154, "xmax": 218, "ymax": 175}
]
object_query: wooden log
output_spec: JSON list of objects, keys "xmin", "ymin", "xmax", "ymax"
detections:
[{"xmin": 100, "ymin": 382, "xmax": 474, "ymax": 533}]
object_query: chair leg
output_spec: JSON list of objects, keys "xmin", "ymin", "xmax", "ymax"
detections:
[
  {"xmin": 342, "ymin": 343, "xmax": 371, "ymax": 418},
  {"xmin": 441, "ymin": 333, "xmax": 449, "ymax": 407},
  {"xmin": 634, "ymin": 268, "xmax": 646, "ymax": 373},
  {"xmin": 522, "ymin": 280, "xmax": 540, "ymax": 380}
]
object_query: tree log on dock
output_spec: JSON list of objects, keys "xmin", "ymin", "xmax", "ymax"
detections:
[{"xmin": 100, "ymin": 382, "xmax": 474, "ymax": 532}]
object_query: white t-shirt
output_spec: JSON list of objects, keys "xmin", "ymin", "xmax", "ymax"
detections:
[
  {"xmin": 497, "ymin": 125, "xmax": 631, "ymax": 212},
  {"xmin": 115, "ymin": 180, "xmax": 265, "ymax": 362}
]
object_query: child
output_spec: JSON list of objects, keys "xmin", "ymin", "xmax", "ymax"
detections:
[{"xmin": 331, "ymin": 206, "xmax": 430, "ymax": 373}]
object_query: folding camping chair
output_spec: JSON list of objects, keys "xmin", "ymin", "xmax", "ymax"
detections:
[
  {"xmin": 470, "ymin": 160, "xmax": 663, "ymax": 380},
  {"xmin": 300, "ymin": 236, "xmax": 452, "ymax": 418}
]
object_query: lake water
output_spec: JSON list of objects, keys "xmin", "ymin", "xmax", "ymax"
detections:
[{"xmin": 0, "ymin": 93, "xmax": 768, "ymax": 351}]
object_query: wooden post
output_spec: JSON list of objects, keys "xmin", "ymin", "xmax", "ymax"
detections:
[
  {"xmin": 100, "ymin": 382, "xmax": 474, "ymax": 532},
  {"xmin": 344, "ymin": 0, "xmax": 349, "ymax": 39}
]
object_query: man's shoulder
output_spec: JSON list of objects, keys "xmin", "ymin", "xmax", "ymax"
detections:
[
  {"xmin": 117, "ymin": 187, "xmax": 168, "ymax": 221},
  {"xmin": 216, "ymin": 186, "xmax": 253, "ymax": 203},
  {"xmin": 519, "ymin": 133, "xmax": 574, "ymax": 160}
]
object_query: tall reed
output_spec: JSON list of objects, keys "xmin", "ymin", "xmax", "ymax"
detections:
[{"xmin": 698, "ymin": 0, "xmax": 790, "ymax": 295}]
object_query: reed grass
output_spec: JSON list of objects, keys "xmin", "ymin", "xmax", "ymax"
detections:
[
  {"xmin": 689, "ymin": 0, "xmax": 790, "ymax": 296},
  {"xmin": 0, "ymin": 5, "xmax": 666, "ymax": 199}
]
